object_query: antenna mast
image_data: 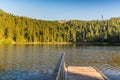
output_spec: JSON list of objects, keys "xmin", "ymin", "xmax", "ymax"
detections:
[{"xmin": 102, "ymin": 15, "xmax": 103, "ymax": 21}]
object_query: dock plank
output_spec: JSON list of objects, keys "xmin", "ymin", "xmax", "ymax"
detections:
[{"xmin": 67, "ymin": 66, "xmax": 107, "ymax": 80}]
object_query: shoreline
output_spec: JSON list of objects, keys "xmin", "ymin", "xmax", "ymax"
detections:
[
  {"xmin": 13, "ymin": 42, "xmax": 120, "ymax": 46},
  {"xmin": 1, "ymin": 39, "xmax": 120, "ymax": 45}
]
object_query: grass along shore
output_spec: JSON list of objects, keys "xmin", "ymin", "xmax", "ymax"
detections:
[{"xmin": 0, "ymin": 39, "xmax": 120, "ymax": 46}]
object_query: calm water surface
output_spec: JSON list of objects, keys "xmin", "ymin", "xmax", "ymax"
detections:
[{"xmin": 0, "ymin": 44, "xmax": 120, "ymax": 80}]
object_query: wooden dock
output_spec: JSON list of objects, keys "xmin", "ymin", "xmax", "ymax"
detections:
[
  {"xmin": 66, "ymin": 66, "xmax": 108, "ymax": 80},
  {"xmin": 51, "ymin": 53, "xmax": 109, "ymax": 80}
]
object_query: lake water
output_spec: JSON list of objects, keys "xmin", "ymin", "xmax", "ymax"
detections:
[{"xmin": 0, "ymin": 44, "xmax": 120, "ymax": 80}]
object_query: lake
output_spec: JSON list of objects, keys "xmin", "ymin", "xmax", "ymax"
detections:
[{"xmin": 0, "ymin": 44, "xmax": 120, "ymax": 80}]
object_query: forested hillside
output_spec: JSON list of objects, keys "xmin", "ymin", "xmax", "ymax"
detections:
[{"xmin": 0, "ymin": 10, "xmax": 120, "ymax": 44}]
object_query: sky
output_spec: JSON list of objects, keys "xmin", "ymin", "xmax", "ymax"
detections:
[{"xmin": 0, "ymin": 0, "xmax": 120, "ymax": 20}]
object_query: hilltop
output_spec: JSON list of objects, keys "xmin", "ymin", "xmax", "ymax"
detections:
[{"xmin": 0, "ymin": 10, "xmax": 120, "ymax": 44}]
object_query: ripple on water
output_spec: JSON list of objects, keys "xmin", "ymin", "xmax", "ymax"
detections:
[{"xmin": 0, "ymin": 68, "xmax": 53, "ymax": 80}]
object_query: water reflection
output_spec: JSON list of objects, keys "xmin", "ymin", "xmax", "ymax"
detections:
[
  {"xmin": 0, "ymin": 44, "xmax": 120, "ymax": 80},
  {"xmin": 0, "ymin": 45, "xmax": 61, "ymax": 80}
]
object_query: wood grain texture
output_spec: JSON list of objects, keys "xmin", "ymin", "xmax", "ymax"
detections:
[{"xmin": 67, "ymin": 66, "xmax": 107, "ymax": 80}]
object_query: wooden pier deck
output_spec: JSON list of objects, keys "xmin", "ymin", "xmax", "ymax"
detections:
[
  {"xmin": 51, "ymin": 53, "xmax": 109, "ymax": 80},
  {"xmin": 66, "ymin": 66, "xmax": 108, "ymax": 80}
]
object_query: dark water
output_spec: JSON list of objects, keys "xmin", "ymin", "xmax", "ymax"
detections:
[{"xmin": 0, "ymin": 44, "xmax": 120, "ymax": 80}]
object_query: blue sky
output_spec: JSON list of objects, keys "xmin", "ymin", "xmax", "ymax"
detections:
[{"xmin": 0, "ymin": 0, "xmax": 120, "ymax": 20}]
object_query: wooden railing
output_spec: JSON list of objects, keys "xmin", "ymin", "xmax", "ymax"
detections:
[{"xmin": 51, "ymin": 53, "xmax": 66, "ymax": 80}]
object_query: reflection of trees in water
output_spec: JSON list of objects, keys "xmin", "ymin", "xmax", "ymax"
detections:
[
  {"xmin": 107, "ymin": 56, "xmax": 120, "ymax": 68},
  {"xmin": 65, "ymin": 49, "xmax": 120, "ymax": 68},
  {"xmin": 0, "ymin": 45, "xmax": 60, "ymax": 75}
]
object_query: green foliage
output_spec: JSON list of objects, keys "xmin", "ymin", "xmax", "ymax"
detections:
[
  {"xmin": 0, "ymin": 39, "xmax": 13, "ymax": 45},
  {"xmin": 0, "ymin": 10, "xmax": 120, "ymax": 44}
]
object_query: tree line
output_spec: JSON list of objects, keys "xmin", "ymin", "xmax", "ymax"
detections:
[{"xmin": 0, "ymin": 10, "xmax": 120, "ymax": 44}]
